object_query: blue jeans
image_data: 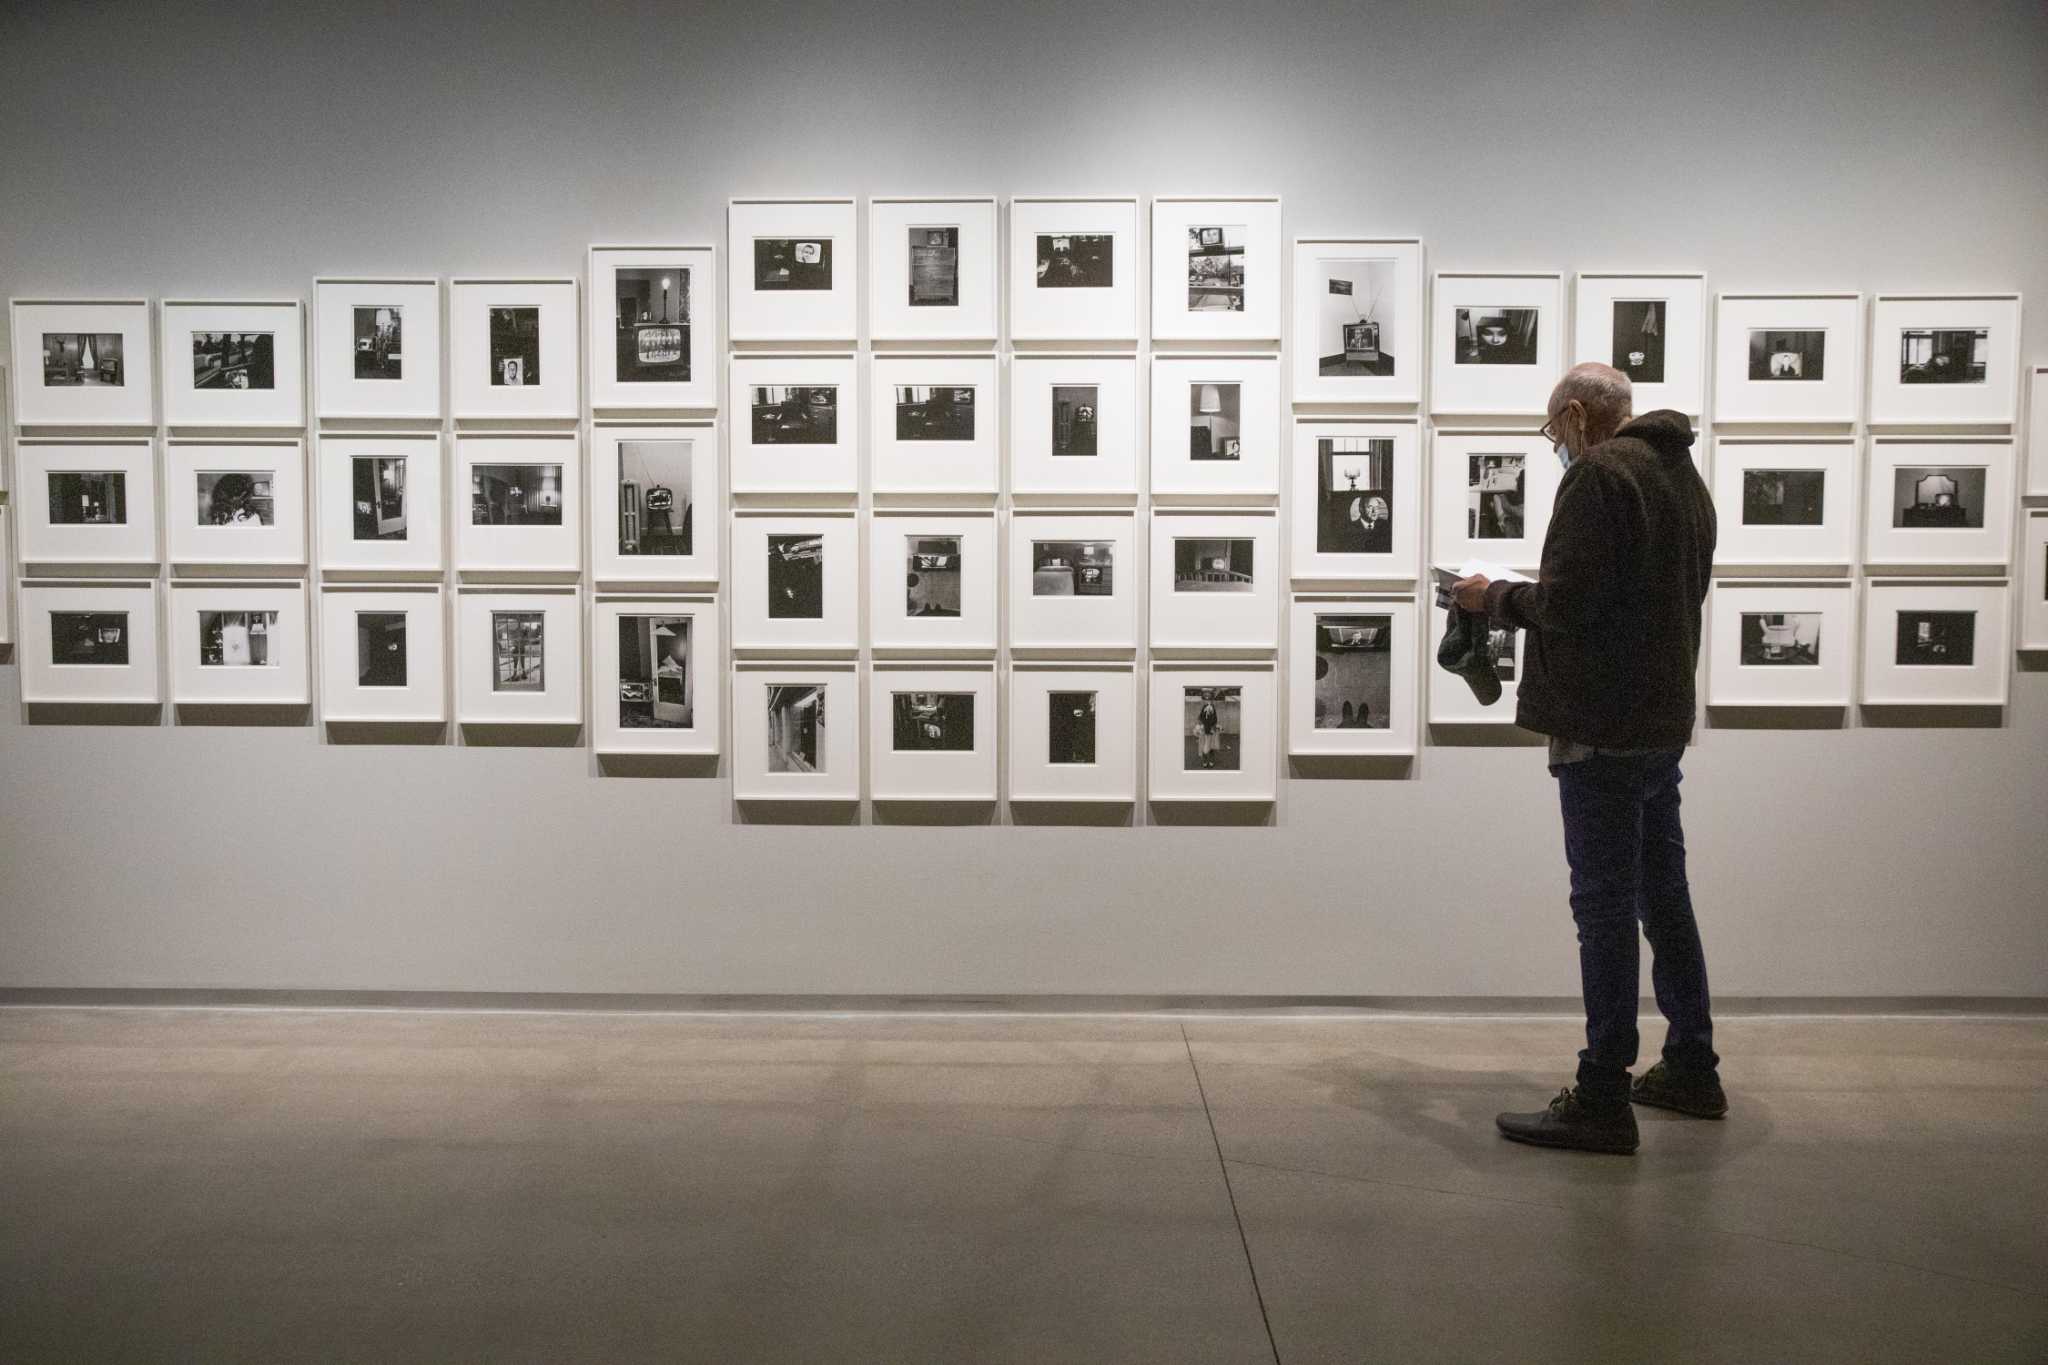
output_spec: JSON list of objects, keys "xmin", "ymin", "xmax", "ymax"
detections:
[{"xmin": 1552, "ymin": 750, "xmax": 1719, "ymax": 1104}]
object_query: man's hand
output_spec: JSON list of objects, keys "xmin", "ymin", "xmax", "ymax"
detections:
[{"xmin": 1452, "ymin": 574, "xmax": 1491, "ymax": 613}]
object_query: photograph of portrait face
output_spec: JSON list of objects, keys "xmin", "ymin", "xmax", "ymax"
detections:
[
  {"xmin": 751, "ymin": 386, "xmax": 837, "ymax": 445},
  {"xmin": 50, "ymin": 612, "xmax": 129, "ymax": 666},
  {"xmin": 198, "ymin": 611, "xmax": 278, "ymax": 667},
  {"xmin": 192, "ymin": 332, "xmax": 275, "ymax": 390},
  {"xmin": 353, "ymin": 456, "xmax": 408, "ymax": 541},
  {"xmin": 1892, "ymin": 467, "xmax": 1987, "ymax": 529},
  {"xmin": 892, "ymin": 691, "xmax": 974, "ymax": 751},
  {"xmin": 1314, "ymin": 615, "xmax": 1392, "ymax": 730},
  {"xmin": 1047, "ymin": 690, "xmax": 1097, "ymax": 765},
  {"xmin": 1183, "ymin": 686, "xmax": 1241, "ymax": 770},
  {"xmin": 1316, "ymin": 258, "xmax": 1397, "ymax": 377},
  {"xmin": 1455, "ymin": 308, "xmax": 1538, "ymax": 365},
  {"xmin": 614, "ymin": 268, "xmax": 691, "ymax": 383},
  {"xmin": 1611, "ymin": 299, "xmax": 1665, "ymax": 383},
  {"xmin": 1748, "ymin": 329, "xmax": 1826, "ymax": 382},
  {"xmin": 47, "ymin": 470, "xmax": 127, "ymax": 525},
  {"xmin": 1739, "ymin": 612, "xmax": 1821, "ymax": 666},
  {"xmin": 1031, "ymin": 541, "xmax": 1114, "ymax": 597},
  {"xmin": 1187, "ymin": 225, "xmax": 1245, "ymax": 312},
  {"xmin": 1037, "ymin": 233, "xmax": 1113, "ymax": 289},
  {"xmin": 616, "ymin": 440, "xmax": 693, "ymax": 556},
  {"xmin": 1895, "ymin": 611, "xmax": 1975, "ymax": 666},
  {"xmin": 766, "ymin": 534, "xmax": 825, "ymax": 619},
  {"xmin": 1468, "ymin": 454, "xmax": 1526, "ymax": 540},
  {"xmin": 196, "ymin": 471, "xmax": 275, "ymax": 526},
  {"xmin": 908, "ymin": 226, "xmax": 960, "ymax": 308},
  {"xmin": 488, "ymin": 307, "xmax": 541, "ymax": 386},
  {"xmin": 491, "ymin": 611, "xmax": 545, "ymax": 692},
  {"xmin": 1051, "ymin": 385, "xmax": 1098, "ymax": 457},
  {"xmin": 765, "ymin": 684, "xmax": 825, "ymax": 772},
  {"xmin": 617, "ymin": 614, "xmax": 692, "ymax": 729},
  {"xmin": 754, "ymin": 238, "xmax": 832, "ymax": 292},
  {"xmin": 1189, "ymin": 383, "xmax": 1240, "ymax": 461},
  {"xmin": 42, "ymin": 332, "xmax": 124, "ymax": 387},
  {"xmin": 470, "ymin": 464, "xmax": 564, "ymax": 526},
  {"xmin": 356, "ymin": 612, "xmax": 407, "ymax": 688},
  {"xmin": 1172, "ymin": 538, "xmax": 1255, "ymax": 593},
  {"xmin": 1741, "ymin": 469, "xmax": 1825, "ymax": 526},
  {"xmin": 1899, "ymin": 328, "xmax": 1987, "ymax": 385},
  {"xmin": 905, "ymin": 536, "xmax": 962, "ymax": 618},
  {"xmin": 1318, "ymin": 438, "xmax": 1394, "ymax": 554},
  {"xmin": 354, "ymin": 306, "xmax": 402, "ymax": 381}
]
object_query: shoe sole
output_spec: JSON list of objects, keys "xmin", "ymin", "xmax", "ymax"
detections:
[
  {"xmin": 1630, "ymin": 1093, "xmax": 1728, "ymax": 1120},
  {"xmin": 1496, "ymin": 1126, "xmax": 1637, "ymax": 1156}
]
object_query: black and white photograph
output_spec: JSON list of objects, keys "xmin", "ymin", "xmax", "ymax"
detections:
[
  {"xmin": 1893, "ymin": 467, "xmax": 1987, "ymax": 529},
  {"xmin": 47, "ymin": 470, "xmax": 126, "ymax": 525},
  {"xmin": 1031, "ymin": 540, "xmax": 1114, "ymax": 597},
  {"xmin": 41, "ymin": 332, "xmax": 124, "ymax": 387},
  {"xmin": 614, "ymin": 267, "xmax": 692, "ymax": 384},
  {"xmin": 1187, "ymin": 225, "xmax": 1245, "ymax": 312},
  {"xmin": 1314, "ymin": 614, "xmax": 1393, "ymax": 729},
  {"xmin": 616, "ymin": 440, "xmax": 694, "ymax": 556},
  {"xmin": 1896, "ymin": 611, "xmax": 1975, "ymax": 666},
  {"xmin": 908, "ymin": 227, "xmax": 960, "ymax": 307},
  {"xmin": 352, "ymin": 455, "xmax": 408, "ymax": 541},
  {"xmin": 488, "ymin": 306, "xmax": 541, "ymax": 386},
  {"xmin": 1611, "ymin": 299, "xmax": 1666, "ymax": 383},
  {"xmin": 1051, "ymin": 385, "xmax": 1098, "ymax": 457},
  {"xmin": 470, "ymin": 463, "xmax": 564, "ymax": 526},
  {"xmin": 196, "ymin": 471, "xmax": 275, "ymax": 527},
  {"xmin": 1742, "ymin": 469, "xmax": 1826, "ymax": 526},
  {"xmin": 1036, "ymin": 233, "xmax": 1113, "ymax": 289},
  {"xmin": 1314, "ymin": 258, "xmax": 1397, "ymax": 377},
  {"xmin": 355, "ymin": 612, "xmax": 407, "ymax": 688},
  {"xmin": 191, "ymin": 332, "xmax": 274, "ymax": 390},
  {"xmin": 617, "ymin": 615, "xmax": 692, "ymax": 729},
  {"xmin": 1490, "ymin": 625, "xmax": 1519, "ymax": 683},
  {"xmin": 892, "ymin": 691, "xmax": 974, "ymax": 751},
  {"xmin": 765, "ymin": 684, "xmax": 825, "ymax": 773},
  {"xmin": 894, "ymin": 385, "xmax": 976, "ymax": 441},
  {"xmin": 1172, "ymin": 538, "xmax": 1255, "ymax": 593},
  {"xmin": 353, "ymin": 306, "xmax": 402, "ymax": 381},
  {"xmin": 1739, "ymin": 612, "xmax": 1821, "ymax": 666},
  {"xmin": 1047, "ymin": 690, "xmax": 1097, "ymax": 765},
  {"xmin": 1455, "ymin": 308, "xmax": 1538, "ymax": 365},
  {"xmin": 1317, "ymin": 437, "xmax": 1394, "ymax": 554},
  {"xmin": 1748, "ymin": 329, "xmax": 1826, "ymax": 382},
  {"xmin": 1468, "ymin": 454, "xmax": 1526, "ymax": 540},
  {"xmin": 1183, "ymin": 686, "xmax": 1241, "ymax": 770},
  {"xmin": 49, "ymin": 611, "xmax": 128, "ymax": 666},
  {"xmin": 491, "ymin": 611, "xmax": 545, "ymax": 692},
  {"xmin": 905, "ymin": 536, "xmax": 962, "ymax": 617},
  {"xmin": 1189, "ymin": 382, "xmax": 1241, "ymax": 461},
  {"xmin": 767, "ymin": 533, "xmax": 825, "ymax": 619},
  {"xmin": 1899, "ymin": 328, "xmax": 1987, "ymax": 384},
  {"xmin": 750, "ymin": 385, "xmax": 838, "ymax": 444},
  {"xmin": 754, "ymin": 238, "xmax": 832, "ymax": 292},
  {"xmin": 198, "ymin": 611, "xmax": 277, "ymax": 667}
]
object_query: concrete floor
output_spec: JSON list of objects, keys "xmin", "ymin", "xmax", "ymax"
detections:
[{"xmin": 1, "ymin": 1009, "xmax": 2043, "ymax": 1364}]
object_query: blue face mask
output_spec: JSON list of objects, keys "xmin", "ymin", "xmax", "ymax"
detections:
[{"xmin": 1554, "ymin": 440, "xmax": 1572, "ymax": 470}]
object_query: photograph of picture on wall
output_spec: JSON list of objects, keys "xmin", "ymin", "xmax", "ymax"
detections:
[
  {"xmin": 491, "ymin": 611, "xmax": 545, "ymax": 692},
  {"xmin": 199, "ymin": 611, "xmax": 277, "ymax": 667},
  {"xmin": 1900, "ymin": 328, "xmax": 1987, "ymax": 384},
  {"xmin": 754, "ymin": 238, "xmax": 832, "ymax": 291},
  {"xmin": 1611, "ymin": 300, "xmax": 1666, "ymax": 384},
  {"xmin": 1749, "ymin": 330, "xmax": 1825, "ymax": 381},
  {"xmin": 1173, "ymin": 538, "xmax": 1254, "ymax": 593},
  {"xmin": 192, "ymin": 332, "xmax": 274, "ymax": 390},
  {"xmin": 767, "ymin": 534, "xmax": 824, "ymax": 618},
  {"xmin": 196, "ymin": 471, "xmax": 275, "ymax": 526},
  {"xmin": 1184, "ymin": 686, "xmax": 1241, "ymax": 770},
  {"xmin": 51, "ymin": 612, "xmax": 129, "ymax": 666},
  {"xmin": 1742, "ymin": 469, "xmax": 1825, "ymax": 526},
  {"xmin": 617, "ymin": 615, "xmax": 692, "ymax": 729},
  {"xmin": 893, "ymin": 692, "xmax": 974, "ymax": 751},
  {"xmin": 1031, "ymin": 541, "xmax": 1114, "ymax": 597},
  {"xmin": 1317, "ymin": 437, "xmax": 1394, "ymax": 553},
  {"xmin": 470, "ymin": 464, "xmax": 563, "ymax": 526},
  {"xmin": 751, "ymin": 385, "xmax": 837, "ymax": 444},
  {"xmin": 1315, "ymin": 258, "xmax": 1397, "ymax": 377},
  {"xmin": 43, "ymin": 333, "xmax": 124, "ymax": 386},
  {"xmin": 353, "ymin": 456, "xmax": 408, "ymax": 541},
  {"xmin": 47, "ymin": 470, "xmax": 126, "ymax": 525},
  {"xmin": 614, "ymin": 267, "xmax": 691, "ymax": 383},
  {"xmin": 1037, "ymin": 233, "xmax": 1113, "ymax": 289},
  {"xmin": 1896, "ymin": 611, "xmax": 1974, "ymax": 666},
  {"xmin": 1188, "ymin": 225, "xmax": 1245, "ymax": 311},
  {"xmin": 906, "ymin": 536, "xmax": 962, "ymax": 617},
  {"xmin": 354, "ymin": 306, "xmax": 402, "ymax": 380},
  {"xmin": 908, "ymin": 227, "xmax": 960, "ymax": 307},
  {"xmin": 356, "ymin": 612, "xmax": 407, "ymax": 688},
  {"xmin": 1315, "ymin": 615, "xmax": 1392, "ymax": 729},
  {"xmin": 1469, "ymin": 454, "xmax": 1526, "ymax": 539},
  {"xmin": 1739, "ymin": 612, "xmax": 1820, "ymax": 666},
  {"xmin": 1189, "ymin": 383, "xmax": 1241, "ymax": 461},
  {"xmin": 616, "ymin": 440, "xmax": 693, "ymax": 556},
  {"xmin": 1892, "ymin": 467, "xmax": 1986, "ymax": 529},
  {"xmin": 1048, "ymin": 691, "xmax": 1097, "ymax": 765},
  {"xmin": 766, "ymin": 684, "xmax": 825, "ymax": 772},
  {"xmin": 1455, "ymin": 308, "xmax": 1538, "ymax": 365},
  {"xmin": 1051, "ymin": 385, "xmax": 1098, "ymax": 457},
  {"xmin": 895, "ymin": 386, "xmax": 976, "ymax": 441},
  {"xmin": 488, "ymin": 307, "xmax": 541, "ymax": 386}
]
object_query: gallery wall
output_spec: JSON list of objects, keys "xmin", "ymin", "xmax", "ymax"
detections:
[{"xmin": 1, "ymin": 0, "xmax": 2044, "ymax": 998}]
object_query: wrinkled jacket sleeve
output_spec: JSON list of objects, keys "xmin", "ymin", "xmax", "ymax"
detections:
[{"xmin": 1483, "ymin": 460, "xmax": 1632, "ymax": 635}]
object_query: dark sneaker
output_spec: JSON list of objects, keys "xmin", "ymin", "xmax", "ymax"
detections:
[
  {"xmin": 1496, "ymin": 1087, "xmax": 1639, "ymax": 1155},
  {"xmin": 1631, "ymin": 1061, "xmax": 1728, "ymax": 1119}
]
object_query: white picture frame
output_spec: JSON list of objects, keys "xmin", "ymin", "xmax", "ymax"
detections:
[
  {"xmin": 1149, "ymin": 510, "xmax": 1281, "ymax": 656},
  {"xmin": 1430, "ymin": 272, "xmax": 1564, "ymax": 416},
  {"xmin": 1292, "ymin": 238, "xmax": 1425, "ymax": 407},
  {"xmin": 592, "ymin": 595, "xmax": 722, "ymax": 756},
  {"xmin": 870, "ymin": 353, "xmax": 1001, "ymax": 497},
  {"xmin": 454, "ymin": 587, "xmax": 583, "ymax": 726},
  {"xmin": 868, "ymin": 510, "xmax": 998, "ymax": 657},
  {"xmin": 18, "ymin": 580, "xmax": 161, "ymax": 704},
  {"xmin": 1711, "ymin": 436, "xmax": 1858, "ymax": 570},
  {"xmin": 1426, "ymin": 603, "xmax": 1530, "ymax": 725},
  {"xmin": 1147, "ymin": 662, "xmax": 1277, "ymax": 803},
  {"xmin": 1867, "ymin": 293, "xmax": 2021, "ymax": 428},
  {"xmin": 731, "ymin": 662, "xmax": 860, "ymax": 802},
  {"xmin": 318, "ymin": 585, "xmax": 447, "ymax": 724},
  {"xmin": 2020, "ymin": 511, "xmax": 2048, "ymax": 651},
  {"xmin": 1574, "ymin": 271, "xmax": 1707, "ymax": 418},
  {"xmin": 1291, "ymin": 417, "xmax": 1422, "ymax": 584},
  {"xmin": 1862, "ymin": 437, "xmax": 2014, "ymax": 571},
  {"xmin": 163, "ymin": 438, "xmax": 307, "ymax": 570},
  {"xmin": 868, "ymin": 197, "xmax": 999, "ymax": 344},
  {"xmin": 1150, "ymin": 196, "xmax": 1284, "ymax": 343},
  {"xmin": 590, "ymin": 420, "xmax": 719, "ymax": 587},
  {"xmin": 587, "ymin": 245, "xmax": 717, "ymax": 411},
  {"xmin": 1288, "ymin": 595, "xmax": 1419, "ymax": 756},
  {"xmin": 730, "ymin": 511, "xmax": 859, "ymax": 655},
  {"xmin": 1008, "ymin": 354, "xmax": 1140, "ymax": 500},
  {"xmin": 1149, "ymin": 353, "xmax": 1281, "ymax": 500},
  {"xmin": 11, "ymin": 298, "xmax": 155, "ymax": 427},
  {"xmin": 727, "ymin": 198, "xmax": 858, "ymax": 343},
  {"xmin": 728, "ymin": 353, "xmax": 858, "ymax": 497},
  {"xmin": 1706, "ymin": 579, "xmax": 1856, "ymax": 708},
  {"xmin": 312, "ymin": 277, "xmax": 441, "ymax": 421},
  {"xmin": 167, "ymin": 581, "xmax": 309, "ymax": 706},
  {"xmin": 449, "ymin": 277, "xmax": 580, "ymax": 421},
  {"xmin": 869, "ymin": 663, "xmax": 999, "ymax": 802},
  {"xmin": 1008, "ymin": 197, "xmax": 1139, "ymax": 344},
  {"xmin": 160, "ymin": 299, "xmax": 306, "ymax": 429},
  {"xmin": 1008, "ymin": 511, "xmax": 1139, "ymax": 657},
  {"xmin": 16, "ymin": 437, "xmax": 160, "ymax": 568},
  {"xmin": 1007, "ymin": 664, "xmax": 1137, "ymax": 804},
  {"xmin": 0, "ymin": 508, "xmax": 12, "ymax": 645},
  {"xmin": 1712, "ymin": 292, "xmax": 1863, "ymax": 425},
  {"xmin": 1429, "ymin": 430, "xmax": 1560, "ymax": 570},
  {"xmin": 454, "ymin": 432, "xmax": 582, "ymax": 578},
  {"xmin": 2028, "ymin": 366, "xmax": 2048, "ymax": 497},
  {"xmin": 316, "ymin": 432, "xmax": 444, "ymax": 577},
  {"xmin": 1860, "ymin": 579, "xmax": 2010, "ymax": 706}
]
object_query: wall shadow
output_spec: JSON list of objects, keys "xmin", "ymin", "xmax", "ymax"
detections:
[
  {"xmin": 459, "ymin": 722, "xmax": 585, "ymax": 747},
  {"xmin": 23, "ymin": 702, "xmax": 163, "ymax": 726},
  {"xmin": 1009, "ymin": 801, "xmax": 1137, "ymax": 828},
  {"xmin": 325, "ymin": 721, "xmax": 450, "ymax": 746},
  {"xmin": 596, "ymin": 753, "xmax": 722, "ymax": 780},
  {"xmin": 1858, "ymin": 704, "xmax": 2005, "ymax": 729},
  {"xmin": 871, "ymin": 800, "xmax": 999, "ymax": 827},
  {"xmin": 1705, "ymin": 705, "xmax": 1848, "ymax": 731},
  {"xmin": 1426, "ymin": 723, "xmax": 1547, "ymax": 748},
  {"xmin": 175, "ymin": 703, "xmax": 312, "ymax": 727},
  {"xmin": 1289, "ymin": 754, "xmax": 1417, "ymax": 781},
  {"xmin": 1147, "ymin": 800, "xmax": 1277, "ymax": 828},
  {"xmin": 733, "ymin": 798, "xmax": 861, "ymax": 826}
]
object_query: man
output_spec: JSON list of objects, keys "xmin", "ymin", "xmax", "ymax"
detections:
[{"xmin": 1452, "ymin": 362, "xmax": 1724, "ymax": 1156}]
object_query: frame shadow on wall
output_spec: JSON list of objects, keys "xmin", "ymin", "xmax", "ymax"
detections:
[
  {"xmin": 1857, "ymin": 704, "xmax": 2005, "ymax": 729},
  {"xmin": 1424, "ymin": 723, "xmax": 1548, "ymax": 748},
  {"xmin": 1704, "ymin": 705, "xmax": 1849, "ymax": 731},
  {"xmin": 1009, "ymin": 801, "xmax": 1137, "ymax": 829},
  {"xmin": 1288, "ymin": 755, "xmax": 1417, "ymax": 781},
  {"xmin": 175, "ymin": 703, "xmax": 312, "ymax": 728},
  {"xmin": 1146, "ymin": 800, "xmax": 1278, "ymax": 828},
  {"xmin": 24, "ymin": 702, "xmax": 163, "ymax": 727},
  {"xmin": 871, "ymin": 799, "xmax": 999, "ymax": 827},
  {"xmin": 595, "ymin": 753, "xmax": 722, "ymax": 780},
  {"xmin": 733, "ymin": 798, "xmax": 861, "ymax": 827},
  {"xmin": 325, "ymin": 721, "xmax": 451, "ymax": 746},
  {"xmin": 459, "ymin": 722, "xmax": 584, "ymax": 748}
]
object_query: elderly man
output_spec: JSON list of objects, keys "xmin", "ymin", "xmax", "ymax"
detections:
[{"xmin": 1453, "ymin": 363, "xmax": 1722, "ymax": 1155}]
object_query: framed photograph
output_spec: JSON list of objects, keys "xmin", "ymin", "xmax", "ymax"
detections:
[
  {"xmin": 160, "ymin": 300, "xmax": 305, "ymax": 429},
  {"xmin": 1291, "ymin": 417, "xmax": 1421, "ymax": 583},
  {"xmin": 728, "ymin": 353, "xmax": 858, "ymax": 496},
  {"xmin": 1149, "ymin": 354, "xmax": 1281, "ymax": 500},
  {"xmin": 318, "ymin": 585, "xmax": 447, "ymax": 724},
  {"xmin": 1863, "ymin": 437, "xmax": 2014, "ymax": 570},
  {"xmin": 1574, "ymin": 272, "xmax": 1707, "ymax": 418},
  {"xmin": 16, "ymin": 437, "xmax": 159, "ymax": 567},
  {"xmin": 1292, "ymin": 238, "xmax": 1425, "ymax": 406},
  {"xmin": 730, "ymin": 511, "xmax": 858, "ymax": 655},
  {"xmin": 1711, "ymin": 436, "xmax": 1858, "ymax": 569},
  {"xmin": 1008, "ymin": 354, "xmax": 1139, "ymax": 500},
  {"xmin": 869, "ymin": 664, "xmax": 998, "ymax": 801},
  {"xmin": 2020, "ymin": 511, "xmax": 2048, "ymax": 651},
  {"xmin": 1867, "ymin": 293, "xmax": 2021, "ymax": 428},
  {"xmin": 454, "ymin": 587, "xmax": 582, "ymax": 726},
  {"xmin": 1150, "ymin": 196, "xmax": 1284, "ymax": 343},
  {"xmin": 454, "ymin": 432, "xmax": 581, "ymax": 577},
  {"xmin": 316, "ymin": 432, "xmax": 443, "ymax": 576},
  {"xmin": 11, "ymin": 299, "xmax": 155, "ymax": 427},
  {"xmin": 1147, "ymin": 663, "xmax": 1277, "ymax": 803},
  {"xmin": 164, "ymin": 438, "xmax": 306, "ymax": 569},
  {"xmin": 1713, "ymin": 292, "xmax": 1862, "ymax": 425},
  {"xmin": 731, "ymin": 662, "xmax": 860, "ymax": 801},
  {"xmin": 593, "ymin": 595, "xmax": 721, "ymax": 756},
  {"xmin": 18, "ymin": 580, "xmax": 161, "ymax": 704},
  {"xmin": 727, "ymin": 198, "xmax": 858, "ymax": 343},
  {"xmin": 1149, "ymin": 510, "xmax": 1280, "ymax": 656},
  {"xmin": 167, "ymin": 582, "xmax": 309, "ymax": 706},
  {"xmin": 1287, "ymin": 595, "xmax": 1419, "ymax": 755},
  {"xmin": 868, "ymin": 510, "xmax": 998, "ymax": 656},
  {"xmin": 867, "ymin": 198, "xmax": 998, "ymax": 343},
  {"xmin": 1009, "ymin": 197, "xmax": 1139, "ymax": 343},
  {"xmin": 1007, "ymin": 664, "xmax": 1137, "ymax": 803},
  {"xmin": 871, "ymin": 354, "xmax": 1001, "ymax": 497},
  {"xmin": 588, "ymin": 245, "xmax": 716, "ymax": 411},
  {"xmin": 1008, "ymin": 511, "xmax": 1139, "ymax": 657},
  {"xmin": 1429, "ymin": 431, "xmax": 1561, "ymax": 570},
  {"xmin": 1430, "ymin": 272, "xmax": 1563, "ymax": 416},
  {"xmin": 449, "ymin": 278, "xmax": 580, "ymax": 420},
  {"xmin": 2029, "ymin": 366, "xmax": 2048, "ymax": 497},
  {"xmin": 1706, "ymin": 579, "xmax": 1856, "ymax": 707},
  {"xmin": 313, "ymin": 278, "xmax": 441, "ymax": 420},
  {"xmin": 1426, "ymin": 604, "xmax": 1529, "ymax": 725},
  {"xmin": 1860, "ymin": 579, "xmax": 2010, "ymax": 706},
  {"xmin": 590, "ymin": 421, "xmax": 719, "ymax": 586}
]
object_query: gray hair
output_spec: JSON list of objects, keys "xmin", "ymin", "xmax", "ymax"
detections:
[{"xmin": 1552, "ymin": 362, "xmax": 1633, "ymax": 424}]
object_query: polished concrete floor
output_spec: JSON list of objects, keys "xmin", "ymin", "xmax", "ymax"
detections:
[{"xmin": 1, "ymin": 1008, "xmax": 2043, "ymax": 1363}]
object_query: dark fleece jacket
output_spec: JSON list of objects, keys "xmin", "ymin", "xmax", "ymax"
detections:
[{"xmin": 1483, "ymin": 409, "xmax": 1716, "ymax": 749}]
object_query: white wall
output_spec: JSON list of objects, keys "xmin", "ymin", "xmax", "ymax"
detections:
[{"xmin": 1, "ymin": 0, "xmax": 2045, "ymax": 997}]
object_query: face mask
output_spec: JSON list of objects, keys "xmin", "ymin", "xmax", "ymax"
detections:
[{"xmin": 1554, "ymin": 439, "xmax": 1572, "ymax": 470}]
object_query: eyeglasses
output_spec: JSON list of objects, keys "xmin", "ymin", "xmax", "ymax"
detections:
[{"xmin": 1537, "ymin": 401, "xmax": 1577, "ymax": 447}]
